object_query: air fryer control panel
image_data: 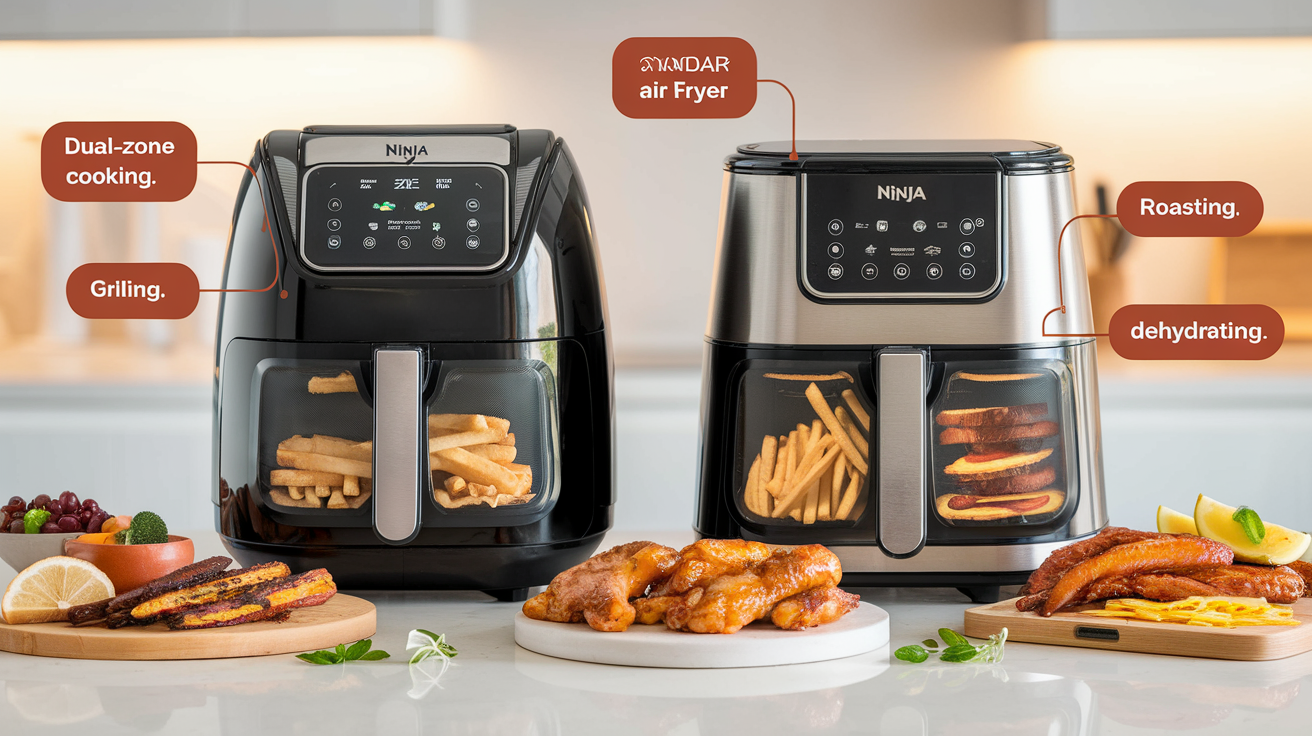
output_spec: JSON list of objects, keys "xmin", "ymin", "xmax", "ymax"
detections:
[
  {"xmin": 801, "ymin": 173, "xmax": 1001, "ymax": 300},
  {"xmin": 300, "ymin": 164, "xmax": 508, "ymax": 271}
]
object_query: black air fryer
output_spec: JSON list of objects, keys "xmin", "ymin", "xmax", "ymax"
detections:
[{"xmin": 213, "ymin": 125, "xmax": 612, "ymax": 599}]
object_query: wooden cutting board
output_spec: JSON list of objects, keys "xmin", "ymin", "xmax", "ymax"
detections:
[
  {"xmin": 515, "ymin": 601, "xmax": 888, "ymax": 668},
  {"xmin": 0, "ymin": 594, "xmax": 375, "ymax": 661},
  {"xmin": 965, "ymin": 597, "xmax": 1312, "ymax": 661}
]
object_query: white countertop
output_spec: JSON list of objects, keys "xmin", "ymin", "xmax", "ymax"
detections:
[{"xmin": 4, "ymin": 530, "xmax": 1312, "ymax": 735}]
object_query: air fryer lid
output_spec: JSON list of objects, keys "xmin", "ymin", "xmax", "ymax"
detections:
[{"xmin": 728, "ymin": 140, "xmax": 1072, "ymax": 174}]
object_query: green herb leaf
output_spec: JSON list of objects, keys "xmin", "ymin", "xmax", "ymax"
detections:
[
  {"xmin": 938, "ymin": 628, "xmax": 970, "ymax": 648},
  {"xmin": 345, "ymin": 639, "xmax": 372, "ymax": 661},
  {"xmin": 295, "ymin": 651, "xmax": 337, "ymax": 665},
  {"xmin": 894, "ymin": 645, "xmax": 929, "ymax": 663},
  {"xmin": 939, "ymin": 643, "xmax": 981, "ymax": 662},
  {"xmin": 416, "ymin": 629, "xmax": 441, "ymax": 641},
  {"xmin": 921, "ymin": 639, "xmax": 939, "ymax": 649},
  {"xmin": 335, "ymin": 643, "xmax": 347, "ymax": 659},
  {"xmin": 357, "ymin": 650, "xmax": 391, "ymax": 661},
  {"xmin": 1233, "ymin": 506, "xmax": 1266, "ymax": 544}
]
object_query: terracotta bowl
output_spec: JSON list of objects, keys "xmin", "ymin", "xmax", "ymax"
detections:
[
  {"xmin": 0, "ymin": 532, "xmax": 82, "ymax": 573},
  {"xmin": 63, "ymin": 535, "xmax": 195, "ymax": 593}
]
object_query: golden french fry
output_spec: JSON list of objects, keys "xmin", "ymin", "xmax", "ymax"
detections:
[
  {"xmin": 805, "ymin": 383, "xmax": 868, "ymax": 476},
  {"xmin": 484, "ymin": 416, "xmax": 511, "ymax": 434},
  {"xmin": 428, "ymin": 428, "xmax": 508, "ymax": 453},
  {"xmin": 762, "ymin": 371, "xmax": 854, "ymax": 383},
  {"xmin": 462, "ymin": 443, "xmax": 517, "ymax": 465},
  {"xmin": 308, "ymin": 372, "xmax": 358, "ymax": 394},
  {"xmin": 279, "ymin": 435, "xmax": 372, "ymax": 462},
  {"xmin": 797, "ymin": 423, "xmax": 811, "ymax": 453},
  {"xmin": 835, "ymin": 406, "xmax": 870, "ymax": 460},
  {"xmin": 842, "ymin": 389, "xmax": 870, "ymax": 431},
  {"xmin": 271, "ymin": 469, "xmax": 346, "ymax": 487},
  {"xmin": 765, "ymin": 437, "xmax": 788, "ymax": 499},
  {"xmin": 831, "ymin": 454, "xmax": 845, "ymax": 515},
  {"xmin": 444, "ymin": 475, "xmax": 468, "ymax": 496},
  {"xmin": 314, "ymin": 484, "xmax": 330, "ymax": 498},
  {"xmin": 773, "ymin": 441, "xmax": 840, "ymax": 518},
  {"xmin": 503, "ymin": 462, "xmax": 533, "ymax": 495},
  {"xmin": 803, "ymin": 479, "xmax": 819, "ymax": 524},
  {"xmin": 432, "ymin": 447, "xmax": 522, "ymax": 494},
  {"xmin": 304, "ymin": 489, "xmax": 322, "ymax": 508},
  {"xmin": 783, "ymin": 434, "xmax": 834, "ymax": 502},
  {"xmin": 497, "ymin": 433, "xmax": 515, "ymax": 447},
  {"xmin": 468, "ymin": 482, "xmax": 499, "ymax": 498},
  {"xmin": 327, "ymin": 487, "xmax": 348, "ymax": 509},
  {"xmin": 428, "ymin": 414, "xmax": 490, "ymax": 433},
  {"xmin": 277, "ymin": 449, "xmax": 372, "ymax": 478},
  {"xmin": 818, "ymin": 461, "xmax": 833, "ymax": 522},
  {"xmin": 760, "ymin": 435, "xmax": 778, "ymax": 500},
  {"xmin": 809, "ymin": 419, "xmax": 823, "ymax": 448},
  {"xmin": 837, "ymin": 471, "xmax": 863, "ymax": 520},
  {"xmin": 744, "ymin": 454, "xmax": 762, "ymax": 515},
  {"xmin": 287, "ymin": 486, "xmax": 304, "ymax": 500},
  {"xmin": 789, "ymin": 508, "xmax": 802, "ymax": 521},
  {"xmin": 343, "ymin": 475, "xmax": 360, "ymax": 497}
]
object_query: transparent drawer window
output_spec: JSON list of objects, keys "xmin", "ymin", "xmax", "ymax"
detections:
[
  {"xmin": 930, "ymin": 363, "xmax": 1074, "ymax": 526},
  {"xmin": 735, "ymin": 363, "xmax": 872, "ymax": 526},
  {"xmin": 257, "ymin": 363, "xmax": 373, "ymax": 514}
]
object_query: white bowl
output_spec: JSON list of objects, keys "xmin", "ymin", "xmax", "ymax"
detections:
[{"xmin": 0, "ymin": 532, "xmax": 82, "ymax": 574}]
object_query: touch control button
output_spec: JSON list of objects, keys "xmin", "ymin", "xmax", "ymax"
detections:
[
  {"xmin": 958, "ymin": 242, "xmax": 976, "ymax": 258},
  {"xmin": 827, "ymin": 263, "xmax": 844, "ymax": 280},
  {"xmin": 465, "ymin": 198, "xmax": 480, "ymax": 212},
  {"xmin": 328, "ymin": 198, "xmax": 342, "ymax": 211},
  {"xmin": 466, "ymin": 235, "xmax": 481, "ymax": 249},
  {"xmin": 431, "ymin": 236, "xmax": 445, "ymax": 249},
  {"xmin": 827, "ymin": 242, "xmax": 844, "ymax": 258},
  {"xmin": 327, "ymin": 218, "xmax": 341, "ymax": 231},
  {"xmin": 466, "ymin": 218, "xmax": 480, "ymax": 232},
  {"xmin": 861, "ymin": 263, "xmax": 878, "ymax": 280},
  {"xmin": 959, "ymin": 263, "xmax": 976, "ymax": 279},
  {"xmin": 397, "ymin": 236, "xmax": 411, "ymax": 249},
  {"xmin": 363, "ymin": 236, "xmax": 376, "ymax": 249},
  {"xmin": 327, "ymin": 235, "xmax": 341, "ymax": 249},
  {"xmin": 926, "ymin": 263, "xmax": 943, "ymax": 280},
  {"xmin": 893, "ymin": 263, "xmax": 910, "ymax": 280},
  {"xmin": 959, "ymin": 218, "xmax": 976, "ymax": 235},
  {"xmin": 912, "ymin": 220, "xmax": 927, "ymax": 233},
  {"xmin": 827, "ymin": 219, "xmax": 843, "ymax": 235}
]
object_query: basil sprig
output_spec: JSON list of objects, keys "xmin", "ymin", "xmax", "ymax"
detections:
[
  {"xmin": 894, "ymin": 627, "xmax": 1007, "ymax": 665},
  {"xmin": 1232, "ymin": 506, "xmax": 1267, "ymax": 545},
  {"xmin": 296, "ymin": 638, "xmax": 390, "ymax": 665}
]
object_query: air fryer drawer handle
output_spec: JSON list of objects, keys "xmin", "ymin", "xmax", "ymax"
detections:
[
  {"xmin": 877, "ymin": 349, "xmax": 927, "ymax": 557},
  {"xmin": 373, "ymin": 348, "xmax": 423, "ymax": 544}
]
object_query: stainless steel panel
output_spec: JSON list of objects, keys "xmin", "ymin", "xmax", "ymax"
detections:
[
  {"xmin": 706, "ymin": 171, "xmax": 1094, "ymax": 346},
  {"xmin": 373, "ymin": 349, "xmax": 422, "ymax": 543},
  {"xmin": 1067, "ymin": 340, "xmax": 1108, "ymax": 536},
  {"xmin": 304, "ymin": 136, "xmax": 511, "ymax": 166},
  {"xmin": 877, "ymin": 350, "xmax": 927, "ymax": 556},
  {"xmin": 834, "ymin": 535, "xmax": 1096, "ymax": 574}
]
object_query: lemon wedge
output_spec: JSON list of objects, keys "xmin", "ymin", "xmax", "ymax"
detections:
[
  {"xmin": 1, "ymin": 556, "xmax": 114, "ymax": 624},
  {"xmin": 1193, "ymin": 494, "xmax": 1312, "ymax": 565},
  {"xmin": 1157, "ymin": 505, "xmax": 1198, "ymax": 535}
]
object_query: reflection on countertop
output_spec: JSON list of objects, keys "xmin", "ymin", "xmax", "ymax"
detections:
[{"xmin": 4, "ymin": 531, "xmax": 1312, "ymax": 735}]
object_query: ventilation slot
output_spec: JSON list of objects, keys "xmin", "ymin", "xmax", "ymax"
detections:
[
  {"xmin": 513, "ymin": 156, "xmax": 541, "ymax": 232},
  {"xmin": 274, "ymin": 155, "xmax": 299, "ymax": 241}
]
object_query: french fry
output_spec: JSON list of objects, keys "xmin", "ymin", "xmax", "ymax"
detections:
[
  {"xmin": 308, "ymin": 372, "xmax": 358, "ymax": 394},
  {"xmin": 432, "ymin": 447, "xmax": 523, "ymax": 495},
  {"xmin": 468, "ymin": 482, "xmax": 499, "ymax": 498},
  {"xmin": 765, "ymin": 436, "xmax": 788, "ymax": 499},
  {"xmin": 841, "ymin": 389, "xmax": 870, "ymax": 431},
  {"xmin": 484, "ymin": 416, "xmax": 511, "ymax": 434},
  {"xmin": 428, "ymin": 428, "xmax": 508, "ymax": 453},
  {"xmin": 327, "ymin": 487, "xmax": 348, "ymax": 509},
  {"xmin": 497, "ymin": 433, "xmax": 516, "ymax": 447},
  {"xmin": 444, "ymin": 475, "xmax": 469, "ymax": 497},
  {"xmin": 343, "ymin": 475, "xmax": 360, "ymax": 498},
  {"xmin": 835, "ymin": 406, "xmax": 870, "ymax": 460},
  {"xmin": 504, "ymin": 463, "xmax": 533, "ymax": 495},
  {"xmin": 832, "ymin": 454, "xmax": 846, "ymax": 515},
  {"xmin": 773, "ymin": 439, "xmax": 839, "ymax": 518},
  {"xmin": 805, "ymin": 383, "xmax": 868, "ymax": 476},
  {"xmin": 789, "ymin": 508, "xmax": 802, "ymax": 521},
  {"xmin": 759, "ymin": 435, "xmax": 778, "ymax": 508},
  {"xmin": 463, "ymin": 443, "xmax": 517, "ymax": 465},
  {"xmin": 271, "ymin": 469, "xmax": 346, "ymax": 487},
  {"xmin": 314, "ymin": 484, "xmax": 330, "ymax": 498},
  {"xmin": 277, "ymin": 449, "xmax": 372, "ymax": 478},
  {"xmin": 797, "ymin": 423, "xmax": 811, "ymax": 454},
  {"xmin": 279, "ymin": 435, "xmax": 371, "ymax": 462},
  {"xmin": 803, "ymin": 478, "xmax": 819, "ymax": 524},
  {"xmin": 782, "ymin": 430, "xmax": 799, "ymax": 488},
  {"xmin": 818, "ymin": 461, "xmax": 833, "ymax": 522},
  {"xmin": 809, "ymin": 419, "xmax": 823, "ymax": 449},
  {"xmin": 428, "ymin": 414, "xmax": 490, "ymax": 433},
  {"xmin": 744, "ymin": 454, "xmax": 762, "ymax": 515},
  {"xmin": 836, "ymin": 471, "xmax": 863, "ymax": 520},
  {"xmin": 762, "ymin": 371, "xmax": 855, "ymax": 383},
  {"xmin": 304, "ymin": 489, "xmax": 322, "ymax": 508},
  {"xmin": 287, "ymin": 486, "xmax": 304, "ymax": 500}
]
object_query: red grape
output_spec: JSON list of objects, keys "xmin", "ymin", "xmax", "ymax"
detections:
[
  {"xmin": 6, "ymin": 496, "xmax": 22, "ymax": 508},
  {"xmin": 7, "ymin": 519, "xmax": 22, "ymax": 534},
  {"xmin": 39, "ymin": 521, "xmax": 61, "ymax": 534},
  {"xmin": 45, "ymin": 500, "xmax": 63, "ymax": 515},
  {"xmin": 82, "ymin": 498, "xmax": 99, "ymax": 512},
  {"xmin": 59, "ymin": 491, "xmax": 79, "ymax": 515},
  {"xmin": 86, "ymin": 511, "xmax": 108, "ymax": 533},
  {"xmin": 78, "ymin": 509, "xmax": 93, "ymax": 526},
  {"xmin": 56, "ymin": 515, "xmax": 81, "ymax": 533},
  {"xmin": 31, "ymin": 494, "xmax": 50, "ymax": 510}
]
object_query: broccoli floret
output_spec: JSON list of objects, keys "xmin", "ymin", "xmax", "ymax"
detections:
[{"xmin": 125, "ymin": 511, "xmax": 168, "ymax": 545}]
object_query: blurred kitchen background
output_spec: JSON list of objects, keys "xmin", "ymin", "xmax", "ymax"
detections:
[{"xmin": 0, "ymin": 0, "xmax": 1310, "ymax": 533}]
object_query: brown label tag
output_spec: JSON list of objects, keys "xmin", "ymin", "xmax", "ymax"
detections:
[
  {"xmin": 66, "ymin": 263, "xmax": 200, "ymax": 319},
  {"xmin": 42, "ymin": 121, "xmax": 197, "ymax": 202},
  {"xmin": 1116, "ymin": 181, "xmax": 1262, "ymax": 237},
  {"xmin": 1109, "ymin": 304, "xmax": 1283, "ymax": 360},
  {"xmin": 612, "ymin": 37, "xmax": 757, "ymax": 118}
]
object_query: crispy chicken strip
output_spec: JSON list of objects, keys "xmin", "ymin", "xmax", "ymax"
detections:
[
  {"xmin": 522, "ymin": 541, "xmax": 679, "ymax": 632},
  {"xmin": 770, "ymin": 586, "xmax": 860, "ymax": 630},
  {"xmin": 1040, "ymin": 537, "xmax": 1234, "ymax": 616},
  {"xmin": 168, "ymin": 569, "xmax": 337, "ymax": 630},
  {"xmin": 1286, "ymin": 560, "xmax": 1312, "ymax": 596},
  {"xmin": 634, "ymin": 539, "xmax": 775, "ymax": 624},
  {"xmin": 1019, "ymin": 527, "xmax": 1164, "ymax": 596},
  {"xmin": 665, "ymin": 545, "xmax": 842, "ymax": 634},
  {"xmin": 1061, "ymin": 565, "xmax": 1305, "ymax": 606},
  {"xmin": 68, "ymin": 556, "xmax": 234, "ymax": 626},
  {"xmin": 131, "ymin": 562, "xmax": 291, "ymax": 620}
]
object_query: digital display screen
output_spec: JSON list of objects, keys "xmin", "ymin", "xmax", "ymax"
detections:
[{"xmin": 300, "ymin": 164, "xmax": 508, "ymax": 271}]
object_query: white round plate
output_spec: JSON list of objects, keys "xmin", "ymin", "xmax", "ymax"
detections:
[{"xmin": 514, "ymin": 601, "xmax": 888, "ymax": 669}]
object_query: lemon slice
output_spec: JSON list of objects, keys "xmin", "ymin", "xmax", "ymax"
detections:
[
  {"xmin": 1193, "ymin": 494, "xmax": 1312, "ymax": 565},
  {"xmin": 1, "ymin": 556, "xmax": 114, "ymax": 624},
  {"xmin": 1156, "ymin": 505, "xmax": 1198, "ymax": 534}
]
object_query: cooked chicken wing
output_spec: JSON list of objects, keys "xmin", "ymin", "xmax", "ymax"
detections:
[
  {"xmin": 664, "ymin": 544, "xmax": 842, "ymax": 634},
  {"xmin": 1075, "ymin": 564, "xmax": 1305, "ymax": 605},
  {"xmin": 522, "ymin": 541, "xmax": 679, "ymax": 632},
  {"xmin": 634, "ymin": 539, "xmax": 774, "ymax": 624},
  {"xmin": 1039, "ymin": 536, "xmax": 1234, "ymax": 615},
  {"xmin": 770, "ymin": 586, "xmax": 860, "ymax": 630},
  {"xmin": 1019, "ymin": 527, "xmax": 1164, "ymax": 596}
]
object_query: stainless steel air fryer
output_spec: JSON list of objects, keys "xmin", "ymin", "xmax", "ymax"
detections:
[{"xmin": 695, "ymin": 140, "xmax": 1107, "ymax": 603}]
